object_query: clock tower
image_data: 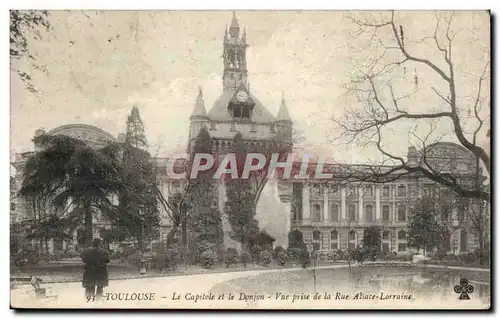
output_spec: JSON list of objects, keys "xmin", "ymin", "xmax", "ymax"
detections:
[{"xmin": 222, "ymin": 11, "xmax": 248, "ymax": 90}]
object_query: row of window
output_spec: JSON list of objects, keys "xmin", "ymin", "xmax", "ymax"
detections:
[
  {"xmin": 323, "ymin": 243, "xmax": 407, "ymax": 252},
  {"xmin": 309, "ymin": 203, "xmax": 407, "ymax": 222},
  {"xmin": 309, "ymin": 184, "xmax": 408, "ymax": 198},
  {"xmin": 311, "ymin": 229, "xmax": 408, "ymax": 241}
]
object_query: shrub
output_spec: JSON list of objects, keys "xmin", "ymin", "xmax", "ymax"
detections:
[
  {"xmin": 224, "ymin": 248, "xmax": 239, "ymax": 268},
  {"xmin": 259, "ymin": 250, "xmax": 273, "ymax": 266},
  {"xmin": 200, "ymin": 249, "xmax": 217, "ymax": 269},
  {"xmin": 126, "ymin": 252, "xmax": 141, "ymax": 267},
  {"xmin": 300, "ymin": 249, "xmax": 310, "ymax": 268},
  {"xmin": 240, "ymin": 251, "xmax": 251, "ymax": 267},
  {"xmin": 275, "ymin": 249, "xmax": 288, "ymax": 266},
  {"xmin": 287, "ymin": 248, "xmax": 302, "ymax": 262},
  {"xmin": 274, "ymin": 246, "xmax": 286, "ymax": 258},
  {"xmin": 150, "ymin": 253, "xmax": 167, "ymax": 271},
  {"xmin": 250, "ymin": 245, "xmax": 263, "ymax": 263},
  {"xmin": 165, "ymin": 244, "xmax": 183, "ymax": 271}
]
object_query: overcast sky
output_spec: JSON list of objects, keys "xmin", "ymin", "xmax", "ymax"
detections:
[{"xmin": 10, "ymin": 10, "xmax": 490, "ymax": 164}]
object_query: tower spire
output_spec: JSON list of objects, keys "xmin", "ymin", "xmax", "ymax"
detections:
[
  {"xmin": 191, "ymin": 87, "xmax": 208, "ymax": 119},
  {"xmin": 277, "ymin": 92, "xmax": 292, "ymax": 122},
  {"xmin": 229, "ymin": 11, "xmax": 240, "ymax": 38}
]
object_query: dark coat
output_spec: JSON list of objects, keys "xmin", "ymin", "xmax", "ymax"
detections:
[{"xmin": 81, "ymin": 247, "xmax": 110, "ymax": 288}]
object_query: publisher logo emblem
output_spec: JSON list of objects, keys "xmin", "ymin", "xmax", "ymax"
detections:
[{"xmin": 454, "ymin": 278, "xmax": 474, "ymax": 300}]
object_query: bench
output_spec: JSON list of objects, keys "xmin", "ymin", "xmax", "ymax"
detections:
[{"xmin": 11, "ymin": 276, "xmax": 58, "ymax": 300}]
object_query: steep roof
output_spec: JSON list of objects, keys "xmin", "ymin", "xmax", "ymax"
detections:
[
  {"xmin": 207, "ymin": 88, "xmax": 276, "ymax": 123},
  {"xmin": 276, "ymin": 93, "xmax": 292, "ymax": 122},
  {"xmin": 190, "ymin": 87, "xmax": 208, "ymax": 119}
]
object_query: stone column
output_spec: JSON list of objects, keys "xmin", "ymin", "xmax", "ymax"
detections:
[
  {"xmin": 358, "ymin": 186, "xmax": 364, "ymax": 222},
  {"xmin": 302, "ymin": 183, "xmax": 310, "ymax": 221},
  {"xmin": 341, "ymin": 186, "xmax": 346, "ymax": 220},
  {"xmin": 375, "ymin": 186, "xmax": 381, "ymax": 221},
  {"xmin": 323, "ymin": 189, "xmax": 329, "ymax": 222},
  {"xmin": 277, "ymin": 180, "xmax": 293, "ymax": 249}
]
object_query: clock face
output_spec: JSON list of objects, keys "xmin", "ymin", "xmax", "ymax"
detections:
[{"xmin": 236, "ymin": 90, "xmax": 248, "ymax": 102}]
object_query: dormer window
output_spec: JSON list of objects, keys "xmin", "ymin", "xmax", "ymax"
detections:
[{"xmin": 232, "ymin": 105, "xmax": 250, "ymax": 119}]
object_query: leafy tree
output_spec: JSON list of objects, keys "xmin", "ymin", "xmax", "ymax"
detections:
[
  {"xmin": 115, "ymin": 107, "xmax": 159, "ymax": 252},
  {"xmin": 224, "ymin": 132, "xmax": 260, "ymax": 250},
  {"xmin": 288, "ymin": 229, "xmax": 305, "ymax": 249},
  {"xmin": 125, "ymin": 106, "xmax": 148, "ymax": 150},
  {"xmin": 187, "ymin": 128, "xmax": 223, "ymax": 262},
  {"xmin": 19, "ymin": 134, "xmax": 124, "ymax": 247},
  {"xmin": 407, "ymin": 199, "xmax": 441, "ymax": 254},
  {"xmin": 10, "ymin": 10, "xmax": 51, "ymax": 93},
  {"xmin": 362, "ymin": 226, "xmax": 382, "ymax": 258},
  {"xmin": 407, "ymin": 190, "xmax": 457, "ymax": 255}
]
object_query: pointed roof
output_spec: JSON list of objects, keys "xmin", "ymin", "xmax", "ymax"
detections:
[
  {"xmin": 190, "ymin": 87, "xmax": 208, "ymax": 119},
  {"xmin": 229, "ymin": 11, "xmax": 240, "ymax": 38},
  {"xmin": 276, "ymin": 92, "xmax": 292, "ymax": 122},
  {"xmin": 230, "ymin": 11, "xmax": 239, "ymax": 29}
]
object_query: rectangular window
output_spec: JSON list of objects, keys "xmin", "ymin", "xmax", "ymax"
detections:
[
  {"xmin": 365, "ymin": 205, "xmax": 373, "ymax": 222},
  {"xmin": 230, "ymin": 122, "xmax": 236, "ymax": 131},
  {"xmin": 311, "ymin": 184, "xmax": 322, "ymax": 198},
  {"xmin": 348, "ymin": 205, "xmax": 356, "ymax": 221},
  {"xmin": 329, "ymin": 185, "xmax": 339, "ymax": 196},
  {"xmin": 250, "ymin": 123, "xmax": 257, "ymax": 132},
  {"xmin": 292, "ymin": 183, "xmax": 303, "ymax": 221},
  {"xmin": 382, "ymin": 186, "xmax": 390, "ymax": 197},
  {"xmin": 10, "ymin": 202, "xmax": 16, "ymax": 211},
  {"xmin": 382, "ymin": 205, "xmax": 390, "ymax": 222},
  {"xmin": 330, "ymin": 243, "xmax": 338, "ymax": 250},
  {"xmin": 398, "ymin": 205, "xmax": 406, "ymax": 222},
  {"xmin": 398, "ymin": 243, "xmax": 407, "ymax": 252},
  {"xmin": 383, "ymin": 243, "xmax": 390, "ymax": 253},
  {"xmin": 312, "ymin": 203, "xmax": 322, "ymax": 222},
  {"xmin": 366, "ymin": 186, "xmax": 373, "ymax": 197},
  {"xmin": 398, "ymin": 185, "xmax": 406, "ymax": 197},
  {"xmin": 330, "ymin": 204, "xmax": 339, "ymax": 221},
  {"xmin": 210, "ymin": 122, "xmax": 217, "ymax": 130}
]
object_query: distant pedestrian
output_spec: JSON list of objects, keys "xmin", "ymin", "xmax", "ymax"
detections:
[{"xmin": 80, "ymin": 238, "xmax": 110, "ymax": 300}]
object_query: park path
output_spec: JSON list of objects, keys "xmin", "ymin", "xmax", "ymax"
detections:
[
  {"xmin": 10, "ymin": 262, "xmax": 489, "ymax": 309},
  {"xmin": 11, "ymin": 264, "xmax": 348, "ymax": 309}
]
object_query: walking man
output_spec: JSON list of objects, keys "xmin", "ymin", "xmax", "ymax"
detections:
[{"xmin": 81, "ymin": 238, "xmax": 110, "ymax": 301}]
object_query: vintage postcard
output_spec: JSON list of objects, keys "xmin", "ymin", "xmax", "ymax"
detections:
[{"xmin": 10, "ymin": 10, "xmax": 491, "ymax": 310}]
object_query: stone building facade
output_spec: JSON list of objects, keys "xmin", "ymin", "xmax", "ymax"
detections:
[{"xmin": 11, "ymin": 13, "xmax": 486, "ymax": 255}]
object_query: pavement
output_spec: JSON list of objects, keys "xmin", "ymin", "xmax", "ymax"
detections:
[{"xmin": 10, "ymin": 262, "xmax": 490, "ymax": 309}]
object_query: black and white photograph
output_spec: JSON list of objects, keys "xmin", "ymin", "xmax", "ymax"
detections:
[{"xmin": 9, "ymin": 9, "xmax": 491, "ymax": 309}]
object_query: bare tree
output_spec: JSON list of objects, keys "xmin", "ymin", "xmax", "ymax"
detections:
[{"xmin": 334, "ymin": 11, "xmax": 490, "ymax": 201}]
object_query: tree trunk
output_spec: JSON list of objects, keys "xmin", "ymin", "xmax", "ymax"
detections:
[
  {"xmin": 84, "ymin": 204, "xmax": 93, "ymax": 247},
  {"xmin": 166, "ymin": 223, "xmax": 180, "ymax": 247}
]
